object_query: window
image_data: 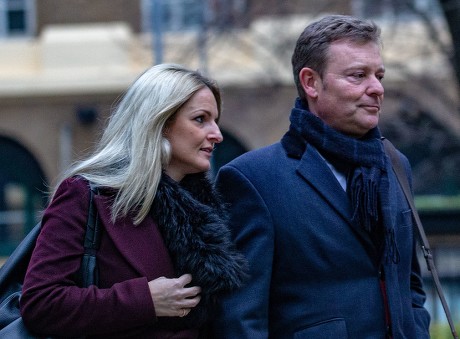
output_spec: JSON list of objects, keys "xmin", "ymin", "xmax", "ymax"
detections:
[
  {"xmin": 141, "ymin": 0, "xmax": 205, "ymax": 33},
  {"xmin": 0, "ymin": 0, "xmax": 36, "ymax": 37},
  {"xmin": 352, "ymin": 0, "xmax": 441, "ymax": 19}
]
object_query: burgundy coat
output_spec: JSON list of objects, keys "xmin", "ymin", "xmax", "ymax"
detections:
[{"xmin": 20, "ymin": 177, "xmax": 199, "ymax": 338}]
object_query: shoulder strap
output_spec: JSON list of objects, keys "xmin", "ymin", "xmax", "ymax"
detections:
[
  {"xmin": 382, "ymin": 138, "xmax": 458, "ymax": 339},
  {"xmin": 78, "ymin": 182, "xmax": 102, "ymax": 288}
]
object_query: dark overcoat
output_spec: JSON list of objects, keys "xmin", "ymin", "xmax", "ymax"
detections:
[{"xmin": 211, "ymin": 139, "xmax": 430, "ymax": 338}]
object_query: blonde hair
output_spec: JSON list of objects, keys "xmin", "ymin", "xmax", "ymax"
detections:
[{"xmin": 55, "ymin": 63, "xmax": 222, "ymax": 224}]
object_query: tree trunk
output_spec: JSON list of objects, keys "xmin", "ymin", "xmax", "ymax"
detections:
[{"xmin": 439, "ymin": 0, "xmax": 460, "ymax": 88}]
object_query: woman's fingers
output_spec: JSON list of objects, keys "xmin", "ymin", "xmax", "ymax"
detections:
[{"xmin": 148, "ymin": 274, "xmax": 202, "ymax": 317}]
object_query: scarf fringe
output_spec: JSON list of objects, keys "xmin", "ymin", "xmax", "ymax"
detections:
[{"xmin": 350, "ymin": 169, "xmax": 379, "ymax": 230}]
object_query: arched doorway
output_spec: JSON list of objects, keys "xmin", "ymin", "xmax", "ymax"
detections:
[{"xmin": 0, "ymin": 136, "xmax": 48, "ymax": 256}]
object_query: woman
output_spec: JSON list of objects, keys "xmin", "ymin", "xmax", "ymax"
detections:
[{"xmin": 20, "ymin": 64, "xmax": 247, "ymax": 338}]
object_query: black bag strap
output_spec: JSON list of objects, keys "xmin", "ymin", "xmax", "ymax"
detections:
[
  {"xmin": 0, "ymin": 179, "xmax": 102, "ymax": 337},
  {"xmin": 383, "ymin": 138, "xmax": 459, "ymax": 339},
  {"xmin": 78, "ymin": 181, "xmax": 102, "ymax": 288},
  {"xmin": 0, "ymin": 180, "xmax": 101, "ymax": 294}
]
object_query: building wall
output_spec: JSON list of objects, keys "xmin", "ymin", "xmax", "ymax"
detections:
[
  {"xmin": 36, "ymin": 0, "xmax": 142, "ymax": 34},
  {"xmin": 0, "ymin": 94, "xmax": 114, "ymax": 187},
  {"xmin": 220, "ymin": 85, "xmax": 293, "ymax": 149},
  {"xmin": 2, "ymin": 2, "xmax": 459, "ymax": 188},
  {"xmin": 0, "ymin": 84, "xmax": 294, "ymax": 188},
  {"xmin": 2, "ymin": 0, "xmax": 458, "ymax": 185},
  {"xmin": 248, "ymin": 0, "xmax": 351, "ymax": 18},
  {"xmin": 34, "ymin": 0, "xmax": 351, "ymax": 35}
]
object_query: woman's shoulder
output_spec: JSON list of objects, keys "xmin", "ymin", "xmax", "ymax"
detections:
[
  {"xmin": 50, "ymin": 176, "xmax": 92, "ymax": 207},
  {"xmin": 40, "ymin": 177, "xmax": 93, "ymax": 233},
  {"xmin": 57, "ymin": 176, "xmax": 90, "ymax": 194}
]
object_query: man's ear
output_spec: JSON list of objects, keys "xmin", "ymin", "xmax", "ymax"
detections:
[{"xmin": 299, "ymin": 67, "xmax": 319, "ymax": 99}]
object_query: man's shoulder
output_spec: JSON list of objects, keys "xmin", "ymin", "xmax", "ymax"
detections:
[{"xmin": 224, "ymin": 142, "xmax": 284, "ymax": 169}]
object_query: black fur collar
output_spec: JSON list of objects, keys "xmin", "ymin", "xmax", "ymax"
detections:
[{"xmin": 150, "ymin": 172, "xmax": 247, "ymax": 327}]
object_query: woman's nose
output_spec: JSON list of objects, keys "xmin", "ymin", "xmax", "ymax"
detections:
[{"xmin": 209, "ymin": 123, "xmax": 223, "ymax": 143}]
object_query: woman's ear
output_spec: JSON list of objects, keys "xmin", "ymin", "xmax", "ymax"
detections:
[
  {"xmin": 299, "ymin": 67, "xmax": 320, "ymax": 99},
  {"xmin": 162, "ymin": 121, "xmax": 171, "ymax": 137}
]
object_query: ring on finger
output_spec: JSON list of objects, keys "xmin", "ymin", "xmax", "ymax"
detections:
[{"xmin": 180, "ymin": 309, "xmax": 187, "ymax": 317}]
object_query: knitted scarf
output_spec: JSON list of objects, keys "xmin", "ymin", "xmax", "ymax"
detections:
[{"xmin": 281, "ymin": 98, "xmax": 400, "ymax": 264}]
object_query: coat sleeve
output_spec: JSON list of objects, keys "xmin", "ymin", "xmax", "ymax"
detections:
[
  {"xmin": 20, "ymin": 177, "xmax": 156, "ymax": 337},
  {"xmin": 210, "ymin": 164, "xmax": 274, "ymax": 339},
  {"xmin": 401, "ymin": 154, "xmax": 431, "ymax": 337}
]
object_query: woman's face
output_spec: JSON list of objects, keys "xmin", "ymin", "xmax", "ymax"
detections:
[{"xmin": 165, "ymin": 87, "xmax": 223, "ymax": 181}]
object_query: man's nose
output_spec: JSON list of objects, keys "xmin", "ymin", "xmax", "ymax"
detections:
[{"xmin": 368, "ymin": 76, "xmax": 384, "ymax": 96}]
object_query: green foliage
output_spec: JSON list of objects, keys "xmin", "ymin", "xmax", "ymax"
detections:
[
  {"xmin": 415, "ymin": 195, "xmax": 460, "ymax": 211},
  {"xmin": 430, "ymin": 322, "xmax": 460, "ymax": 339}
]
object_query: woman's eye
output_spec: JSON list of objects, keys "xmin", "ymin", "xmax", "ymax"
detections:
[{"xmin": 194, "ymin": 116, "xmax": 204, "ymax": 123}]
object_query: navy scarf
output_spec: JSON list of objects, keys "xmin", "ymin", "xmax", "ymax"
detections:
[{"xmin": 282, "ymin": 98, "xmax": 400, "ymax": 264}]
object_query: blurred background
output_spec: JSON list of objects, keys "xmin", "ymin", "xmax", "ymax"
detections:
[{"xmin": 0, "ymin": 0, "xmax": 459, "ymax": 336}]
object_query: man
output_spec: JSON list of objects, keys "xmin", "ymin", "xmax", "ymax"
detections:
[{"xmin": 211, "ymin": 15, "xmax": 430, "ymax": 338}]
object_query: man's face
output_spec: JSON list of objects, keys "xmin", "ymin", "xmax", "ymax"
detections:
[{"xmin": 308, "ymin": 40, "xmax": 385, "ymax": 138}]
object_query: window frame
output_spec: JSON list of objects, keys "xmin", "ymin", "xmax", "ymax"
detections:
[
  {"xmin": 0, "ymin": 0, "xmax": 36, "ymax": 38},
  {"xmin": 141, "ymin": 0, "xmax": 206, "ymax": 33}
]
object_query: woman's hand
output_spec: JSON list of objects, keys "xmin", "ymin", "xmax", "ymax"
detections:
[{"xmin": 148, "ymin": 273, "xmax": 201, "ymax": 317}]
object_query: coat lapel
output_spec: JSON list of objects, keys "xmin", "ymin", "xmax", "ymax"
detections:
[
  {"xmin": 296, "ymin": 145, "xmax": 350, "ymax": 218},
  {"xmin": 296, "ymin": 145, "xmax": 377, "ymax": 252},
  {"xmin": 93, "ymin": 195, "xmax": 159, "ymax": 278}
]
